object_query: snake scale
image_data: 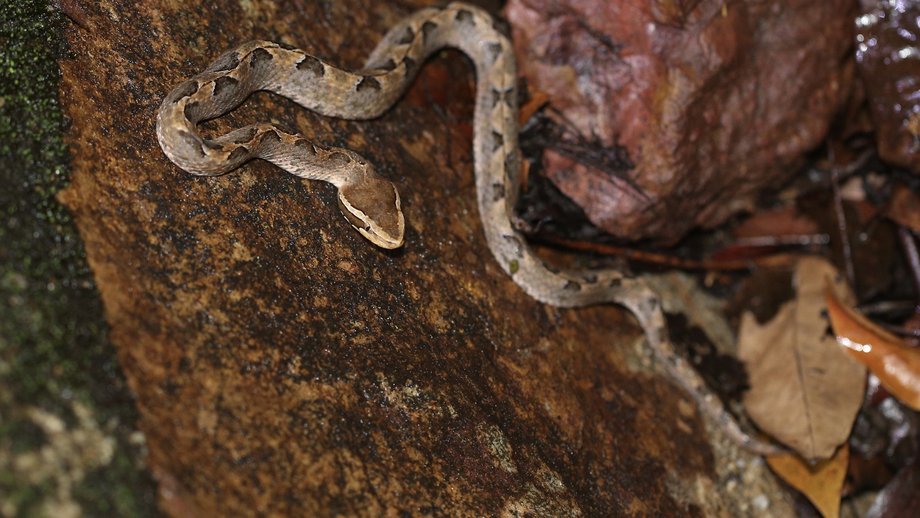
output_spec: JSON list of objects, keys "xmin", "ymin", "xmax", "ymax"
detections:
[{"xmin": 156, "ymin": 2, "xmax": 778, "ymax": 455}]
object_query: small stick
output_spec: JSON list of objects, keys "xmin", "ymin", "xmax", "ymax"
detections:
[
  {"xmin": 898, "ymin": 226, "xmax": 920, "ymax": 315},
  {"xmin": 539, "ymin": 236, "xmax": 799, "ymax": 271},
  {"xmin": 829, "ymin": 148, "xmax": 857, "ymax": 288}
]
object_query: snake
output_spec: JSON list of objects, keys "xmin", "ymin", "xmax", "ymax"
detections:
[{"xmin": 156, "ymin": 2, "xmax": 779, "ymax": 455}]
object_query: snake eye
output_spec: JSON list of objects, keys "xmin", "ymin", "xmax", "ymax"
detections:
[{"xmin": 337, "ymin": 195, "xmax": 370, "ymax": 231}]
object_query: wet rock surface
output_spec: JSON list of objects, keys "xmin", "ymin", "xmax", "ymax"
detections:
[
  {"xmin": 55, "ymin": 0, "xmax": 790, "ymax": 514},
  {"xmin": 506, "ymin": 0, "xmax": 857, "ymax": 244},
  {"xmin": 856, "ymin": 0, "xmax": 920, "ymax": 174}
]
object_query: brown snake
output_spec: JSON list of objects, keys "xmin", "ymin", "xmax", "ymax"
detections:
[{"xmin": 156, "ymin": 2, "xmax": 779, "ymax": 455}]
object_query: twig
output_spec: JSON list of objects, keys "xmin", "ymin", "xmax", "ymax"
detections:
[
  {"xmin": 538, "ymin": 236, "xmax": 798, "ymax": 271},
  {"xmin": 732, "ymin": 234, "xmax": 830, "ymax": 247},
  {"xmin": 898, "ymin": 226, "xmax": 920, "ymax": 314},
  {"xmin": 855, "ymin": 298, "xmax": 920, "ymax": 342},
  {"xmin": 879, "ymin": 322, "xmax": 920, "ymax": 342},
  {"xmin": 809, "ymin": 148, "xmax": 874, "ymax": 184},
  {"xmin": 829, "ymin": 147, "xmax": 857, "ymax": 288},
  {"xmin": 523, "ymin": 113, "xmax": 648, "ymax": 205},
  {"xmin": 859, "ymin": 299, "xmax": 918, "ymax": 316}
]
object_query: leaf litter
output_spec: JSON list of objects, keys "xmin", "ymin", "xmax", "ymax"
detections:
[{"xmin": 514, "ymin": 51, "xmax": 920, "ymax": 516}]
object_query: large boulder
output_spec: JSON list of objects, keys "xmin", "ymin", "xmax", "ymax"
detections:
[{"xmin": 507, "ymin": 0, "xmax": 858, "ymax": 243}]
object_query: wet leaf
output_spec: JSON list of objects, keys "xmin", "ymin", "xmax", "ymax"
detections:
[
  {"xmin": 732, "ymin": 206, "xmax": 820, "ymax": 240},
  {"xmin": 738, "ymin": 256, "xmax": 866, "ymax": 460},
  {"xmin": 886, "ymin": 183, "xmax": 920, "ymax": 233},
  {"xmin": 825, "ymin": 289, "xmax": 920, "ymax": 410},
  {"xmin": 767, "ymin": 445, "xmax": 849, "ymax": 518},
  {"xmin": 866, "ymin": 462, "xmax": 920, "ymax": 518}
]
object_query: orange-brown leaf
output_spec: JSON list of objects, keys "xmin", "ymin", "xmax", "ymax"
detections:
[
  {"xmin": 825, "ymin": 289, "xmax": 920, "ymax": 410},
  {"xmin": 518, "ymin": 89, "xmax": 550, "ymax": 126},
  {"xmin": 887, "ymin": 183, "xmax": 920, "ymax": 233},
  {"xmin": 767, "ymin": 445, "xmax": 849, "ymax": 518}
]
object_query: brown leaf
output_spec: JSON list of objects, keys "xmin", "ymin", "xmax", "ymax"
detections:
[
  {"xmin": 887, "ymin": 183, "xmax": 920, "ymax": 233},
  {"xmin": 732, "ymin": 206, "xmax": 820, "ymax": 240},
  {"xmin": 738, "ymin": 256, "xmax": 866, "ymax": 460},
  {"xmin": 825, "ymin": 289, "xmax": 920, "ymax": 410},
  {"xmin": 767, "ymin": 445, "xmax": 849, "ymax": 518}
]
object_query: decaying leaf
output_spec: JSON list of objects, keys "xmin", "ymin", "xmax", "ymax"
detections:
[
  {"xmin": 825, "ymin": 289, "xmax": 920, "ymax": 410},
  {"xmin": 767, "ymin": 445, "xmax": 849, "ymax": 518},
  {"xmin": 738, "ymin": 256, "xmax": 866, "ymax": 460},
  {"xmin": 732, "ymin": 206, "xmax": 820, "ymax": 240}
]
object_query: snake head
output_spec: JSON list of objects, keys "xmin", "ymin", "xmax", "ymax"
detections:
[{"xmin": 337, "ymin": 176, "xmax": 405, "ymax": 249}]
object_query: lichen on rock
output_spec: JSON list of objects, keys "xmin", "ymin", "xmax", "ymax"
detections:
[{"xmin": 0, "ymin": 1, "xmax": 156, "ymax": 515}]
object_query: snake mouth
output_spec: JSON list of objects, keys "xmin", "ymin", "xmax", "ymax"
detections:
[
  {"xmin": 357, "ymin": 225, "xmax": 404, "ymax": 249},
  {"xmin": 337, "ymin": 195, "xmax": 404, "ymax": 249}
]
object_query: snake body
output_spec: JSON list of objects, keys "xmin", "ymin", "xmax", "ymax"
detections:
[{"xmin": 156, "ymin": 2, "xmax": 777, "ymax": 454}]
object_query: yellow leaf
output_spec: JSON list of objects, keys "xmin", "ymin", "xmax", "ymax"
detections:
[
  {"xmin": 825, "ymin": 288, "xmax": 920, "ymax": 410},
  {"xmin": 767, "ymin": 445, "xmax": 848, "ymax": 518}
]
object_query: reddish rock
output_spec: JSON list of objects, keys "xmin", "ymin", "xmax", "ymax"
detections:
[
  {"xmin": 856, "ymin": 0, "xmax": 920, "ymax": 173},
  {"xmin": 506, "ymin": 0, "xmax": 858, "ymax": 244}
]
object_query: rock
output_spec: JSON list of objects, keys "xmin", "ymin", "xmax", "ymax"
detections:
[
  {"xmin": 856, "ymin": 0, "xmax": 920, "ymax": 173},
  {"xmin": 0, "ymin": 1, "xmax": 157, "ymax": 514},
  {"xmin": 506, "ymin": 0, "xmax": 857, "ymax": 244},
  {"xmin": 54, "ymin": 0, "xmax": 792, "ymax": 514}
]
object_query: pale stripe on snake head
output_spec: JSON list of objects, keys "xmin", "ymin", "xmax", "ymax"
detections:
[{"xmin": 156, "ymin": 1, "xmax": 780, "ymax": 454}]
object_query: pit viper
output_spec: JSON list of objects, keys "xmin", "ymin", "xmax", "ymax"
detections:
[{"xmin": 156, "ymin": 2, "xmax": 778, "ymax": 455}]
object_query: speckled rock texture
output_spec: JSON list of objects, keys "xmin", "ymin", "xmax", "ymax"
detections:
[
  {"xmin": 856, "ymin": 0, "xmax": 920, "ymax": 173},
  {"xmin": 56, "ymin": 0, "xmax": 791, "ymax": 515},
  {"xmin": 0, "ymin": 2, "xmax": 157, "ymax": 515},
  {"xmin": 506, "ymin": 0, "xmax": 858, "ymax": 244}
]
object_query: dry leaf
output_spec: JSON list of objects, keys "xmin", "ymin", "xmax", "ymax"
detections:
[
  {"xmin": 738, "ymin": 256, "xmax": 866, "ymax": 460},
  {"xmin": 825, "ymin": 289, "xmax": 920, "ymax": 410},
  {"xmin": 767, "ymin": 445, "xmax": 849, "ymax": 518}
]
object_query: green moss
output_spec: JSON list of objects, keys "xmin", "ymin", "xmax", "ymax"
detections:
[{"xmin": 0, "ymin": 1, "xmax": 158, "ymax": 515}]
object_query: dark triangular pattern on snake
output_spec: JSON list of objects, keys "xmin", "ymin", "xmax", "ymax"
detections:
[{"xmin": 156, "ymin": 1, "xmax": 780, "ymax": 455}]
